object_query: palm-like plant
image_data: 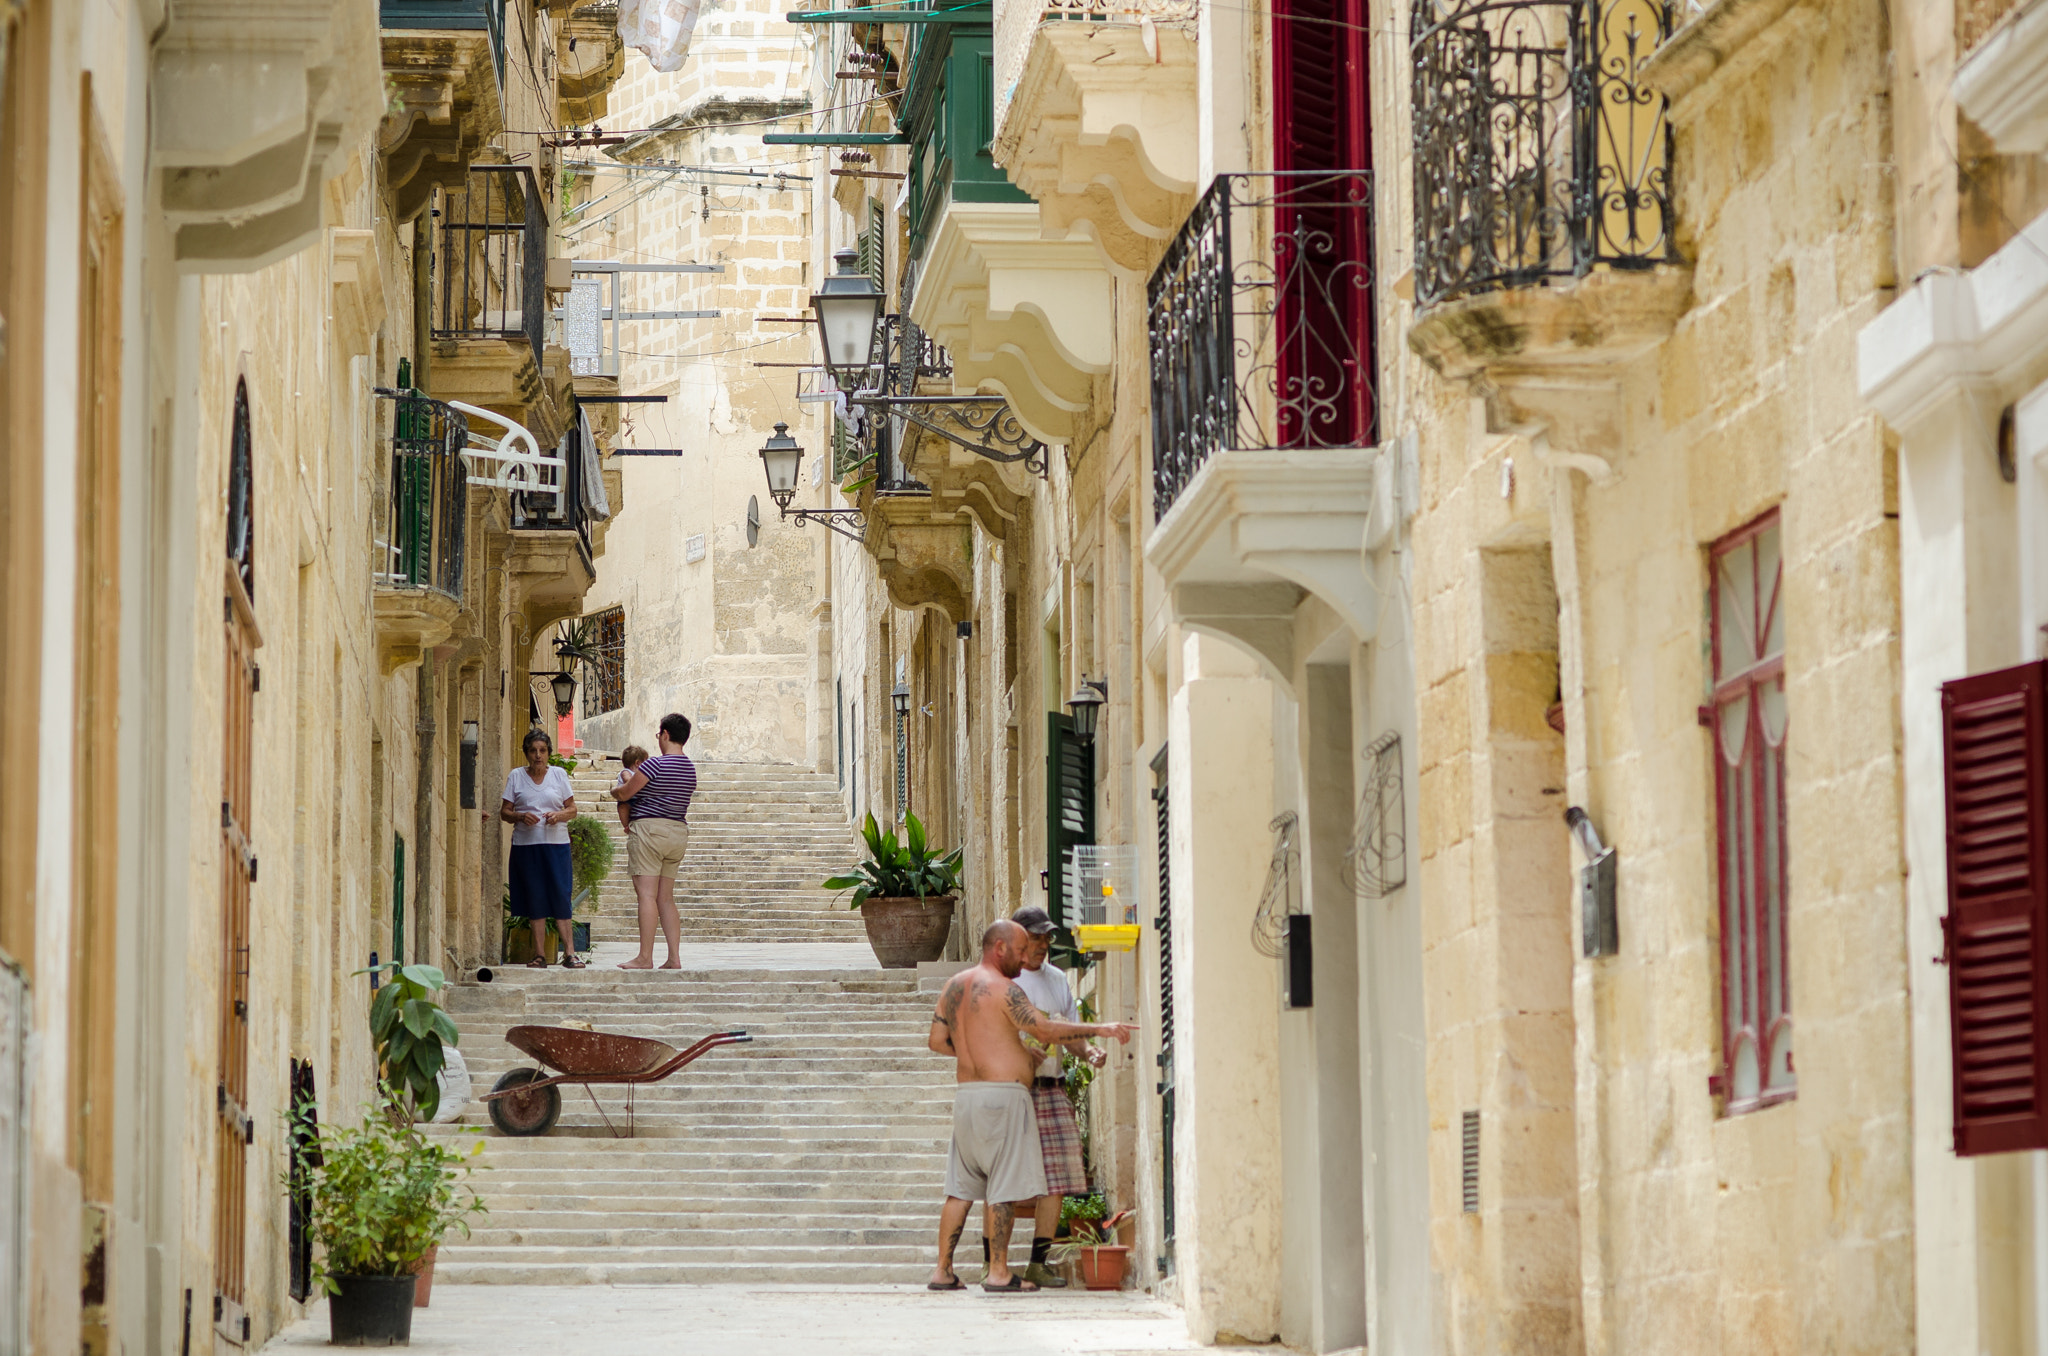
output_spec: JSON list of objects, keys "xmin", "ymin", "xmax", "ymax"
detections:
[{"xmin": 823, "ymin": 811, "xmax": 963, "ymax": 907}]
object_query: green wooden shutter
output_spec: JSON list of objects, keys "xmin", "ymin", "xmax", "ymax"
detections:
[
  {"xmin": 1046, "ymin": 712, "xmax": 1094, "ymax": 959},
  {"xmin": 392, "ymin": 835, "xmax": 406, "ymax": 965}
]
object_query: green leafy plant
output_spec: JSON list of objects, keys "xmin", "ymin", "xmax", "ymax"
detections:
[
  {"xmin": 287, "ymin": 1093, "xmax": 486, "ymax": 1292},
  {"xmin": 1060, "ymin": 1192, "xmax": 1106, "ymax": 1230},
  {"xmin": 358, "ymin": 962, "xmax": 460, "ymax": 1122},
  {"xmin": 822, "ymin": 811, "xmax": 963, "ymax": 908},
  {"xmin": 567, "ymin": 814, "xmax": 615, "ymax": 914},
  {"xmin": 1051, "ymin": 1202, "xmax": 1133, "ymax": 1263},
  {"xmin": 548, "ymin": 753, "xmax": 577, "ymax": 774}
]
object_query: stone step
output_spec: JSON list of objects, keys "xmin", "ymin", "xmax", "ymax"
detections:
[{"xmin": 432, "ymin": 1259, "xmax": 975, "ymax": 1285}]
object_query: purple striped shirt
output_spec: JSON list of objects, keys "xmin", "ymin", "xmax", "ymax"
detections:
[{"xmin": 628, "ymin": 753, "xmax": 696, "ymax": 823}]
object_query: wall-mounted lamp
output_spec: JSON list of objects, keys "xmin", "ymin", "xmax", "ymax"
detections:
[
  {"xmin": 549, "ymin": 670, "xmax": 577, "ymax": 718},
  {"xmin": 891, "ymin": 682, "xmax": 911, "ymax": 719},
  {"xmin": 811, "ymin": 247, "xmax": 886, "ymax": 378},
  {"xmin": 757, "ymin": 421, "xmax": 866, "ymax": 543},
  {"xmin": 1066, "ymin": 677, "xmax": 1109, "ymax": 743}
]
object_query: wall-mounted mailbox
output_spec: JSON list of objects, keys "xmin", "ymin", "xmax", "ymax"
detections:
[
  {"xmin": 1566, "ymin": 807, "xmax": 1618, "ymax": 958},
  {"xmin": 1284, "ymin": 914, "xmax": 1313, "ymax": 1009}
]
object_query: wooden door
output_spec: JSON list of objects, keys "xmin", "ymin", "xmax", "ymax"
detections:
[{"xmin": 214, "ymin": 382, "xmax": 259, "ymax": 1344}]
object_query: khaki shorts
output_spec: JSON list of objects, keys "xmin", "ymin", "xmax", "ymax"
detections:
[
  {"xmin": 626, "ymin": 817, "xmax": 690, "ymax": 879},
  {"xmin": 944, "ymin": 1083, "xmax": 1047, "ymax": 1204}
]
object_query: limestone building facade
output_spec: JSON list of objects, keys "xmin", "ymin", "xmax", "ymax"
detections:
[
  {"xmin": 560, "ymin": 0, "xmax": 824, "ymax": 765},
  {"xmin": 2, "ymin": 1, "xmax": 627, "ymax": 1351}
]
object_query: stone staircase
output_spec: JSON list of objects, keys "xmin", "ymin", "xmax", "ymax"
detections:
[
  {"xmin": 433, "ymin": 963, "xmax": 985, "ymax": 1284},
  {"xmin": 567, "ymin": 757, "xmax": 868, "ymax": 945}
]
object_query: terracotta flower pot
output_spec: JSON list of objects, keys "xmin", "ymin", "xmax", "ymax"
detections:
[
  {"xmin": 1077, "ymin": 1244, "xmax": 1130, "ymax": 1291},
  {"xmin": 859, "ymin": 896, "xmax": 957, "ymax": 968},
  {"xmin": 408, "ymin": 1245, "xmax": 438, "ymax": 1308}
]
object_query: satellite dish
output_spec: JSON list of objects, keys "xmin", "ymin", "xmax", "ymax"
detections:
[{"xmin": 746, "ymin": 495, "xmax": 760, "ymax": 548}]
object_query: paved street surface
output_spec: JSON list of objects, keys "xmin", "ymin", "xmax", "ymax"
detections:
[{"xmin": 267, "ymin": 1284, "xmax": 1278, "ymax": 1354}]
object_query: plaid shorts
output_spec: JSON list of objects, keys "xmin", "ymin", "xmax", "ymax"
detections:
[{"xmin": 1030, "ymin": 1081, "xmax": 1087, "ymax": 1197}]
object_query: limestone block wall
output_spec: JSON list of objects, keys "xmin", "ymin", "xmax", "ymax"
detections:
[
  {"xmin": 569, "ymin": 14, "xmax": 818, "ymax": 763},
  {"xmin": 1390, "ymin": 3, "xmax": 1912, "ymax": 1352}
]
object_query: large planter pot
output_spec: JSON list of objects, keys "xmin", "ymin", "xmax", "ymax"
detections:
[
  {"xmin": 327, "ymin": 1273, "xmax": 417, "ymax": 1345},
  {"xmin": 1077, "ymin": 1245, "xmax": 1130, "ymax": 1291},
  {"xmin": 859, "ymin": 895, "xmax": 956, "ymax": 968},
  {"xmin": 408, "ymin": 1246, "xmax": 438, "ymax": 1308}
]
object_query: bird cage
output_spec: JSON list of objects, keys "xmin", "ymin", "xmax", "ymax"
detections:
[{"xmin": 1071, "ymin": 845, "xmax": 1141, "ymax": 952}]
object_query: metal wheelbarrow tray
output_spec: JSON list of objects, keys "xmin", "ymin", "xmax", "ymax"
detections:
[{"xmin": 476, "ymin": 1025, "xmax": 751, "ymax": 1137}]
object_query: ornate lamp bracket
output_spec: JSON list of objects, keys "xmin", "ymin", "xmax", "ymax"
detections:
[
  {"xmin": 777, "ymin": 505, "xmax": 868, "ymax": 544},
  {"xmin": 852, "ymin": 394, "xmax": 1049, "ymax": 477}
]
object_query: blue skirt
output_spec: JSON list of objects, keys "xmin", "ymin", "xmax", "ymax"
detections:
[{"xmin": 508, "ymin": 843, "xmax": 574, "ymax": 921}]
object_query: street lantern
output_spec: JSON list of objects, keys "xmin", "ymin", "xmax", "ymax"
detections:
[
  {"xmin": 549, "ymin": 669, "xmax": 577, "ymax": 717},
  {"xmin": 811, "ymin": 247, "xmax": 885, "ymax": 379},
  {"xmin": 758, "ymin": 422, "xmax": 804, "ymax": 511},
  {"xmin": 891, "ymin": 682, "xmax": 911, "ymax": 719},
  {"xmin": 1066, "ymin": 677, "xmax": 1108, "ymax": 743}
]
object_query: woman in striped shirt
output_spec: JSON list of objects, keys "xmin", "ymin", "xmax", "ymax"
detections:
[{"xmin": 609, "ymin": 712, "xmax": 698, "ymax": 969}]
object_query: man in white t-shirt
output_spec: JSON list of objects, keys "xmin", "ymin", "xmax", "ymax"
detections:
[{"xmin": 1008, "ymin": 906, "xmax": 1101, "ymax": 1288}]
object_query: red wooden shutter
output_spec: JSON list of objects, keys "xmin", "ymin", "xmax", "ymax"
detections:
[
  {"xmin": 1270, "ymin": 0, "xmax": 1374, "ymax": 449},
  {"xmin": 1942, "ymin": 659, "xmax": 2048, "ymax": 1156}
]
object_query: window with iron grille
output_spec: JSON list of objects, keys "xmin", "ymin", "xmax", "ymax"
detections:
[
  {"xmin": 581, "ymin": 607, "xmax": 625, "ymax": 718},
  {"xmin": 1709, "ymin": 512, "xmax": 1792, "ymax": 1112}
]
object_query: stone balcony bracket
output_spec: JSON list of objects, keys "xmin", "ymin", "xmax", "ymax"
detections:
[
  {"xmin": 994, "ymin": 19, "xmax": 1198, "ymax": 272},
  {"xmin": 1145, "ymin": 448, "xmax": 1383, "ymax": 687},
  {"xmin": 330, "ymin": 228, "xmax": 387, "ymax": 360},
  {"xmin": 153, "ymin": 0, "xmax": 384, "ymax": 270},
  {"xmin": 374, "ymin": 588, "xmax": 462, "ymax": 676},
  {"xmin": 378, "ymin": 30, "xmax": 508, "ymax": 223},
  {"xmin": 1408, "ymin": 266, "xmax": 1693, "ymax": 450},
  {"xmin": 863, "ymin": 495, "xmax": 977, "ymax": 625},
  {"xmin": 903, "ymin": 443, "xmax": 1034, "ymax": 544},
  {"xmin": 908, "ymin": 201, "xmax": 1113, "ymax": 446},
  {"xmin": 558, "ymin": 8, "xmax": 630, "ymax": 125},
  {"xmin": 1954, "ymin": 0, "xmax": 2048, "ymax": 157}
]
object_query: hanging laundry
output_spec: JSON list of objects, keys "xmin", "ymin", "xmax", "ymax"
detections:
[{"xmin": 618, "ymin": 0, "xmax": 702, "ymax": 73}]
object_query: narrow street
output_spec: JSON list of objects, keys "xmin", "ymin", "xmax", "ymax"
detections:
[
  {"xmin": 265, "ymin": 757, "xmax": 1239, "ymax": 1349},
  {"xmin": 267, "ymin": 1284, "xmax": 1258, "ymax": 1354}
]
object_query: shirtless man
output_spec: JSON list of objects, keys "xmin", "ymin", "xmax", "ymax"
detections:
[{"xmin": 927, "ymin": 919, "xmax": 1132, "ymax": 1292}]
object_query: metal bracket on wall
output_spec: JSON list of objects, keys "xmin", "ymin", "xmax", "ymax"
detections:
[{"xmin": 853, "ymin": 394, "xmax": 1049, "ymax": 476}]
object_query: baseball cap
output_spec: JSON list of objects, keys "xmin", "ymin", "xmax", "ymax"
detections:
[{"xmin": 1012, "ymin": 905, "xmax": 1056, "ymax": 935}]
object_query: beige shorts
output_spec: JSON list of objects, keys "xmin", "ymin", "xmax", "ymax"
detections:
[
  {"xmin": 626, "ymin": 817, "xmax": 690, "ymax": 879},
  {"xmin": 944, "ymin": 1082, "xmax": 1047, "ymax": 1204}
]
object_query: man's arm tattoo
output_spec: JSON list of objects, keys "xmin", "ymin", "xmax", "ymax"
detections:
[
  {"xmin": 1005, "ymin": 984, "xmax": 1049, "ymax": 1034},
  {"xmin": 935, "ymin": 978, "xmax": 965, "ymax": 1026}
]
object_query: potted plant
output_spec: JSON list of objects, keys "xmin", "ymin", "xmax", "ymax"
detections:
[
  {"xmin": 1052, "ymin": 1199, "xmax": 1134, "ymax": 1291},
  {"xmin": 290, "ymin": 1093, "xmax": 486, "ymax": 1344},
  {"xmin": 358, "ymin": 961, "xmax": 463, "ymax": 1306},
  {"xmin": 566, "ymin": 813, "xmax": 615, "ymax": 956},
  {"xmin": 823, "ymin": 811, "xmax": 963, "ymax": 967}
]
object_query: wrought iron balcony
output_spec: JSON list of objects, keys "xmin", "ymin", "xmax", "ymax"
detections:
[
  {"xmin": 1147, "ymin": 172, "xmax": 1377, "ymax": 520},
  {"xmin": 512, "ymin": 415, "xmax": 599, "ymax": 565},
  {"xmin": 431, "ymin": 164, "xmax": 547, "ymax": 363},
  {"xmin": 375, "ymin": 387, "xmax": 469, "ymax": 599},
  {"xmin": 1409, "ymin": 0, "xmax": 1677, "ymax": 308}
]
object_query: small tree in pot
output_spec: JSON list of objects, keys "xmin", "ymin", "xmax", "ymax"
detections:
[
  {"xmin": 289, "ymin": 1092, "xmax": 486, "ymax": 1345},
  {"xmin": 824, "ymin": 811, "xmax": 963, "ymax": 967}
]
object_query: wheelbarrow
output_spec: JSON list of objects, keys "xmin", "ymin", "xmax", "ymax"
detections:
[{"xmin": 478, "ymin": 1025, "xmax": 751, "ymax": 1137}]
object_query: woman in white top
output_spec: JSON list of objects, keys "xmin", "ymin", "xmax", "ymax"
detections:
[{"xmin": 500, "ymin": 729, "xmax": 583, "ymax": 969}]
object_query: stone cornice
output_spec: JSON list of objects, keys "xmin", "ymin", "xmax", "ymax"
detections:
[
  {"xmin": 1956, "ymin": 0, "xmax": 2048, "ymax": 156},
  {"xmin": 1859, "ymin": 211, "xmax": 2048, "ymax": 430},
  {"xmin": 1640, "ymin": 0, "xmax": 1815, "ymax": 119}
]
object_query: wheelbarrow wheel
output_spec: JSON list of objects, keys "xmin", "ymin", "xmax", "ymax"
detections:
[{"xmin": 488, "ymin": 1068, "xmax": 561, "ymax": 1137}]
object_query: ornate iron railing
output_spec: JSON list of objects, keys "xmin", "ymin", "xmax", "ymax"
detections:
[
  {"xmin": 1147, "ymin": 171, "xmax": 1377, "ymax": 520},
  {"xmin": 375, "ymin": 385, "xmax": 469, "ymax": 599},
  {"xmin": 513, "ymin": 415, "xmax": 595, "ymax": 563},
  {"xmin": 432, "ymin": 164, "xmax": 547, "ymax": 363},
  {"xmin": 1410, "ymin": 0, "xmax": 1677, "ymax": 308}
]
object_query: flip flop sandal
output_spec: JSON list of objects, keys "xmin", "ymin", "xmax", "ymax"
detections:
[
  {"xmin": 525, "ymin": 956, "xmax": 549, "ymax": 968},
  {"xmin": 981, "ymin": 1276, "xmax": 1038, "ymax": 1293},
  {"xmin": 926, "ymin": 1277, "xmax": 965, "ymax": 1291},
  {"xmin": 560, "ymin": 954, "xmax": 586, "ymax": 969}
]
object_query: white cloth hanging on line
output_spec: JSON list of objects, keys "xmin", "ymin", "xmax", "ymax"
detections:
[{"xmin": 619, "ymin": 0, "xmax": 701, "ymax": 74}]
